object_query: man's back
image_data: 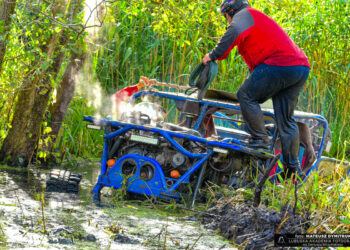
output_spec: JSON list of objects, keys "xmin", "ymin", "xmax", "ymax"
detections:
[{"xmin": 210, "ymin": 7, "xmax": 310, "ymax": 71}]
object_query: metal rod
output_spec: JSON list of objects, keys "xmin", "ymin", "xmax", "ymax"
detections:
[
  {"xmin": 185, "ymin": 115, "xmax": 194, "ymax": 128},
  {"xmin": 193, "ymin": 103, "xmax": 209, "ymax": 130},
  {"xmin": 192, "ymin": 162, "xmax": 207, "ymax": 208},
  {"xmin": 212, "ymin": 115, "xmax": 244, "ymax": 123},
  {"xmin": 169, "ymin": 151, "xmax": 213, "ymax": 191}
]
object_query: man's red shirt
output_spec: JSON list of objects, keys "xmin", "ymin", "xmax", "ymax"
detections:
[{"xmin": 209, "ymin": 7, "xmax": 310, "ymax": 71}]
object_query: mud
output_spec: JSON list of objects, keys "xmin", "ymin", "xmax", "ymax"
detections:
[
  {"xmin": 202, "ymin": 196, "xmax": 309, "ymax": 249},
  {"xmin": 0, "ymin": 163, "xmax": 233, "ymax": 249}
]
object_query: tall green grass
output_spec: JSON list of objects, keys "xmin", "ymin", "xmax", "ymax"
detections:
[
  {"xmin": 55, "ymin": 96, "xmax": 104, "ymax": 158},
  {"xmin": 3, "ymin": 0, "xmax": 345, "ymax": 159},
  {"xmin": 75, "ymin": 0, "xmax": 348, "ymax": 159},
  {"xmin": 265, "ymin": 169, "xmax": 350, "ymax": 233}
]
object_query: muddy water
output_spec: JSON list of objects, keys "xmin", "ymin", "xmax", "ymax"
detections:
[{"xmin": 0, "ymin": 161, "xmax": 233, "ymax": 249}]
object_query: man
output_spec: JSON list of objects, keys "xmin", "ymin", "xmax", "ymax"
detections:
[{"xmin": 202, "ymin": 0, "xmax": 310, "ymax": 178}]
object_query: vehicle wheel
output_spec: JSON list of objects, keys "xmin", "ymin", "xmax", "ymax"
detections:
[{"xmin": 46, "ymin": 169, "xmax": 82, "ymax": 193}]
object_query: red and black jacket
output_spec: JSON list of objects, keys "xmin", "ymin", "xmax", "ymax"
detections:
[{"xmin": 209, "ymin": 7, "xmax": 310, "ymax": 71}]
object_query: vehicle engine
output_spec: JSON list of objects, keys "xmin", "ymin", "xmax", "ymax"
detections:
[{"xmin": 105, "ymin": 102, "xmax": 254, "ymax": 191}]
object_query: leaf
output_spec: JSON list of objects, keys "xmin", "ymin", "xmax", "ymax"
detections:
[
  {"xmin": 54, "ymin": 27, "xmax": 62, "ymax": 33},
  {"xmin": 38, "ymin": 87, "xmax": 49, "ymax": 95},
  {"xmin": 0, "ymin": 130, "xmax": 5, "ymax": 139},
  {"xmin": 38, "ymin": 151, "xmax": 47, "ymax": 159},
  {"xmin": 43, "ymin": 127, "xmax": 52, "ymax": 134},
  {"xmin": 0, "ymin": 203, "xmax": 16, "ymax": 207},
  {"xmin": 0, "ymin": 20, "xmax": 5, "ymax": 33},
  {"xmin": 310, "ymin": 203, "xmax": 316, "ymax": 210},
  {"xmin": 40, "ymin": 62, "xmax": 50, "ymax": 71},
  {"xmin": 18, "ymin": 157, "xmax": 24, "ymax": 164},
  {"xmin": 122, "ymin": 47, "xmax": 132, "ymax": 65},
  {"xmin": 339, "ymin": 218, "xmax": 350, "ymax": 225}
]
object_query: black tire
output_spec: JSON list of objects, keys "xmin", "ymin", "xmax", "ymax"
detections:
[{"xmin": 46, "ymin": 169, "xmax": 82, "ymax": 193}]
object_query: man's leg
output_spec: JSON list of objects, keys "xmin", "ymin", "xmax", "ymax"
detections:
[
  {"xmin": 272, "ymin": 66, "xmax": 310, "ymax": 178},
  {"xmin": 237, "ymin": 64, "xmax": 285, "ymax": 146}
]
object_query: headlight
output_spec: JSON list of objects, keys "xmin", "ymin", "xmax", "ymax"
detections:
[
  {"xmin": 130, "ymin": 134, "xmax": 159, "ymax": 145},
  {"xmin": 213, "ymin": 147, "xmax": 228, "ymax": 154}
]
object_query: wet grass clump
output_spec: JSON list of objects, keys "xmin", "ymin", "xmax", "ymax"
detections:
[{"xmin": 202, "ymin": 197, "xmax": 309, "ymax": 249}]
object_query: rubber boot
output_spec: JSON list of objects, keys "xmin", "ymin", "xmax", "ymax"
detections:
[{"xmin": 248, "ymin": 137, "xmax": 272, "ymax": 151}]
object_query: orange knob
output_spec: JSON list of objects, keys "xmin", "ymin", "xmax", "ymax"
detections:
[
  {"xmin": 107, "ymin": 159, "xmax": 116, "ymax": 167},
  {"xmin": 170, "ymin": 170, "xmax": 180, "ymax": 179}
]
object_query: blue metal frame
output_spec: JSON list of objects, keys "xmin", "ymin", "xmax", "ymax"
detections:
[
  {"xmin": 85, "ymin": 115, "xmax": 273, "ymax": 201},
  {"xmin": 84, "ymin": 116, "xmax": 271, "ymax": 158},
  {"xmin": 131, "ymin": 90, "xmax": 329, "ymax": 155},
  {"xmin": 86, "ymin": 90, "xmax": 330, "ymax": 201},
  {"xmin": 141, "ymin": 91, "xmax": 330, "ymax": 179}
]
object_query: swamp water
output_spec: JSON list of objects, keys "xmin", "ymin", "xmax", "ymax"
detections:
[{"xmin": 0, "ymin": 161, "xmax": 233, "ymax": 249}]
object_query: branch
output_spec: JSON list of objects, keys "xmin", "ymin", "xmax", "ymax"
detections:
[{"xmin": 253, "ymin": 153, "xmax": 281, "ymax": 207}]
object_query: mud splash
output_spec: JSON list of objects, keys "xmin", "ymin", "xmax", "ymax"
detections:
[
  {"xmin": 0, "ymin": 163, "xmax": 233, "ymax": 249},
  {"xmin": 202, "ymin": 195, "xmax": 309, "ymax": 249}
]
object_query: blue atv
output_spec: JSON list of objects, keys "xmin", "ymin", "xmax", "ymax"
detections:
[{"xmin": 83, "ymin": 85, "xmax": 332, "ymax": 205}]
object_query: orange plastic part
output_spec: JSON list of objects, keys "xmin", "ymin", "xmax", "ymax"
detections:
[
  {"xmin": 170, "ymin": 170, "xmax": 180, "ymax": 179},
  {"xmin": 107, "ymin": 159, "xmax": 116, "ymax": 167}
]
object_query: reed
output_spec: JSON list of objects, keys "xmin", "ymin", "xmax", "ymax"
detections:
[
  {"xmin": 0, "ymin": 0, "xmax": 348, "ymax": 159},
  {"xmin": 263, "ymin": 169, "xmax": 350, "ymax": 233},
  {"xmin": 76, "ymin": 0, "xmax": 349, "ymax": 159}
]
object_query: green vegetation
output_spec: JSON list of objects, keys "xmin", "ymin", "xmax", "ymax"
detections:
[
  {"xmin": 88, "ymin": 0, "xmax": 349, "ymax": 159},
  {"xmin": 267, "ymin": 171, "xmax": 350, "ymax": 233},
  {"xmin": 0, "ymin": 0, "xmax": 349, "ymax": 246},
  {"xmin": 84, "ymin": 0, "xmax": 349, "ymax": 234},
  {"xmin": 0, "ymin": 0, "xmax": 348, "ymax": 159}
]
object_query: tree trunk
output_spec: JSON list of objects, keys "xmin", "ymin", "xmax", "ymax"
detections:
[
  {"xmin": 25, "ymin": 0, "xmax": 84, "ymax": 163},
  {"xmin": 0, "ymin": 77, "xmax": 37, "ymax": 165},
  {"xmin": 50, "ymin": 50, "xmax": 86, "ymax": 140},
  {"xmin": 23, "ymin": 38, "xmax": 66, "ymax": 163},
  {"xmin": 0, "ymin": 0, "xmax": 17, "ymax": 74},
  {"xmin": 0, "ymin": 33, "xmax": 58, "ymax": 166},
  {"xmin": 0, "ymin": 0, "xmax": 65, "ymax": 166}
]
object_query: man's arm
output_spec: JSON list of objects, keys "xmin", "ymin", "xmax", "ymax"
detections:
[
  {"xmin": 203, "ymin": 24, "xmax": 238, "ymax": 65},
  {"xmin": 203, "ymin": 8, "xmax": 255, "ymax": 64},
  {"xmin": 208, "ymin": 24, "xmax": 240, "ymax": 61}
]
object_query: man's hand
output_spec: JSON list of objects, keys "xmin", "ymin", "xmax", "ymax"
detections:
[{"xmin": 202, "ymin": 53, "xmax": 212, "ymax": 65}]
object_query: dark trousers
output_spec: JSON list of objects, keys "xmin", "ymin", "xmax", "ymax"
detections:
[{"xmin": 237, "ymin": 63, "xmax": 310, "ymax": 168}]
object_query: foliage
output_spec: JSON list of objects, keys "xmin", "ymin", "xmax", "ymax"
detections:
[
  {"xmin": 264, "ymin": 169, "xmax": 350, "ymax": 234},
  {"xmin": 0, "ymin": 0, "xmax": 87, "ymax": 161},
  {"xmin": 57, "ymin": 96, "xmax": 104, "ymax": 157},
  {"xmin": 1, "ymin": 0, "xmax": 347, "ymax": 159},
  {"xmin": 89, "ymin": 0, "xmax": 349, "ymax": 160},
  {"xmin": 199, "ymin": 158, "xmax": 350, "ymax": 234},
  {"xmin": 0, "ymin": 0, "xmax": 348, "ymax": 243},
  {"xmin": 94, "ymin": 0, "xmax": 223, "ymax": 93}
]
